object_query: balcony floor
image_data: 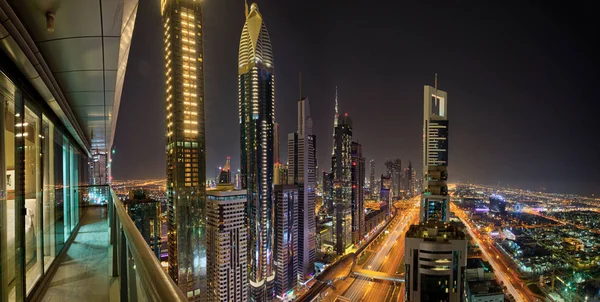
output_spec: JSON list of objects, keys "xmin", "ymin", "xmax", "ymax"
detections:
[{"xmin": 41, "ymin": 207, "xmax": 117, "ymax": 302}]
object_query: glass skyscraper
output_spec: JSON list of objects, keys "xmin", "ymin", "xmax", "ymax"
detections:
[
  {"xmin": 331, "ymin": 113, "xmax": 353, "ymax": 255},
  {"xmin": 161, "ymin": 0, "xmax": 206, "ymax": 299},
  {"xmin": 238, "ymin": 3, "xmax": 275, "ymax": 301}
]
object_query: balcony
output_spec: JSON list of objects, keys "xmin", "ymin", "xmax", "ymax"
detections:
[{"xmin": 18, "ymin": 185, "xmax": 186, "ymax": 302}]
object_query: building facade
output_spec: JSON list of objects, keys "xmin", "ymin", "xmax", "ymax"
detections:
[
  {"xmin": 351, "ymin": 142, "xmax": 365, "ymax": 243},
  {"xmin": 273, "ymin": 185, "xmax": 299, "ymax": 300},
  {"xmin": 369, "ymin": 159, "xmax": 376, "ymax": 199},
  {"xmin": 331, "ymin": 114, "xmax": 353, "ymax": 255},
  {"xmin": 206, "ymin": 189, "xmax": 248, "ymax": 302},
  {"xmin": 162, "ymin": 0, "xmax": 207, "ymax": 298},
  {"xmin": 405, "ymin": 223, "xmax": 468, "ymax": 302},
  {"xmin": 123, "ymin": 190, "xmax": 161, "ymax": 259},
  {"xmin": 421, "ymin": 84, "xmax": 449, "ymax": 223},
  {"xmin": 287, "ymin": 97, "xmax": 316, "ymax": 281},
  {"xmin": 238, "ymin": 3, "xmax": 276, "ymax": 301}
]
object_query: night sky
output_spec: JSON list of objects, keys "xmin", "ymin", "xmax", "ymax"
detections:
[{"xmin": 112, "ymin": 0, "xmax": 600, "ymax": 195}]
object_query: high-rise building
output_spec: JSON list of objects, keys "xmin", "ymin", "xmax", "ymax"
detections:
[
  {"xmin": 288, "ymin": 97, "xmax": 317, "ymax": 281},
  {"xmin": 123, "ymin": 190, "xmax": 161, "ymax": 259},
  {"xmin": 421, "ymin": 83, "xmax": 449, "ymax": 223},
  {"xmin": 273, "ymin": 162, "xmax": 288, "ymax": 185},
  {"xmin": 369, "ymin": 159, "xmax": 376, "ymax": 199},
  {"xmin": 323, "ymin": 171, "xmax": 333, "ymax": 214},
  {"xmin": 380, "ymin": 174, "xmax": 392, "ymax": 216},
  {"xmin": 331, "ymin": 113, "xmax": 353, "ymax": 255},
  {"xmin": 218, "ymin": 156, "xmax": 231, "ymax": 184},
  {"xmin": 385, "ymin": 159, "xmax": 402, "ymax": 200},
  {"xmin": 162, "ymin": 1, "xmax": 206, "ymax": 298},
  {"xmin": 206, "ymin": 187, "xmax": 248, "ymax": 302},
  {"xmin": 273, "ymin": 185, "xmax": 298, "ymax": 299},
  {"xmin": 89, "ymin": 151, "xmax": 108, "ymax": 185},
  {"xmin": 406, "ymin": 161, "xmax": 414, "ymax": 198},
  {"xmin": 405, "ymin": 78, "xmax": 467, "ymax": 302},
  {"xmin": 351, "ymin": 142, "xmax": 365, "ymax": 243},
  {"xmin": 405, "ymin": 223, "xmax": 468, "ymax": 301},
  {"xmin": 238, "ymin": 3, "xmax": 275, "ymax": 301}
]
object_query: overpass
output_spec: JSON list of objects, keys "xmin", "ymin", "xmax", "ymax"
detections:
[{"xmin": 353, "ymin": 269, "xmax": 405, "ymax": 283}]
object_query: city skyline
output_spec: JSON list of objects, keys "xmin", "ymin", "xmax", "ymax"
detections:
[
  {"xmin": 2, "ymin": 1, "xmax": 599, "ymax": 301},
  {"xmin": 114, "ymin": 1, "xmax": 600, "ymax": 196}
]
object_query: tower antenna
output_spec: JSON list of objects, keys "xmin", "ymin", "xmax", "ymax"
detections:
[
  {"xmin": 244, "ymin": 0, "xmax": 249, "ymax": 17},
  {"xmin": 299, "ymin": 72, "xmax": 302, "ymax": 100},
  {"xmin": 434, "ymin": 73, "xmax": 438, "ymax": 105}
]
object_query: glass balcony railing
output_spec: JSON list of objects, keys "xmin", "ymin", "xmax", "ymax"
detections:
[{"xmin": 103, "ymin": 185, "xmax": 186, "ymax": 301}]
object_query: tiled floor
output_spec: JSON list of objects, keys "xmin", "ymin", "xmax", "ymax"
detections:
[{"xmin": 41, "ymin": 207, "xmax": 117, "ymax": 302}]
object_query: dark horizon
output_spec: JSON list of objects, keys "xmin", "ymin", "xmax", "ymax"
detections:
[{"xmin": 112, "ymin": 0, "xmax": 600, "ymax": 196}]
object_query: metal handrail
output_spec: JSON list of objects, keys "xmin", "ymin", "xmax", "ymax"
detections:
[{"xmin": 109, "ymin": 187, "xmax": 187, "ymax": 301}]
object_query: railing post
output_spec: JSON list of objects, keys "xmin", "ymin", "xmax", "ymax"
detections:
[
  {"xmin": 120, "ymin": 229, "xmax": 129, "ymax": 302},
  {"xmin": 127, "ymin": 248, "xmax": 138, "ymax": 301}
]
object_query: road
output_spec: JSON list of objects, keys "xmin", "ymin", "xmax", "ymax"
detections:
[
  {"xmin": 337, "ymin": 200, "xmax": 419, "ymax": 302},
  {"xmin": 451, "ymin": 203, "xmax": 542, "ymax": 302}
]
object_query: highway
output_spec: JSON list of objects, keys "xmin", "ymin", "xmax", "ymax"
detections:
[
  {"xmin": 451, "ymin": 203, "xmax": 541, "ymax": 302},
  {"xmin": 337, "ymin": 198, "xmax": 419, "ymax": 302}
]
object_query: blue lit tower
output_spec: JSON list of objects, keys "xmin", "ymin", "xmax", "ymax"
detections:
[
  {"xmin": 238, "ymin": 3, "xmax": 275, "ymax": 301},
  {"xmin": 421, "ymin": 77, "xmax": 449, "ymax": 223},
  {"xmin": 161, "ymin": 0, "xmax": 206, "ymax": 299}
]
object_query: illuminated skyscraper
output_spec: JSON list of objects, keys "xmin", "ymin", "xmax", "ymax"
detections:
[
  {"xmin": 206, "ymin": 187, "xmax": 248, "ymax": 302},
  {"xmin": 161, "ymin": 0, "xmax": 206, "ymax": 298},
  {"xmin": 288, "ymin": 97, "xmax": 316, "ymax": 281},
  {"xmin": 238, "ymin": 3, "xmax": 275, "ymax": 301},
  {"xmin": 421, "ymin": 79, "xmax": 449, "ymax": 223},
  {"xmin": 405, "ymin": 77, "xmax": 466, "ymax": 302},
  {"xmin": 406, "ymin": 160, "xmax": 414, "ymax": 197},
  {"xmin": 218, "ymin": 156, "xmax": 231, "ymax": 184},
  {"xmin": 331, "ymin": 113, "xmax": 353, "ymax": 255},
  {"xmin": 273, "ymin": 185, "xmax": 298, "ymax": 299},
  {"xmin": 351, "ymin": 142, "xmax": 365, "ymax": 243},
  {"xmin": 369, "ymin": 159, "xmax": 375, "ymax": 199}
]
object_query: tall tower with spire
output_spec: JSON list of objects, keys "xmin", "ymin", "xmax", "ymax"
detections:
[
  {"xmin": 288, "ymin": 96, "xmax": 317, "ymax": 282},
  {"xmin": 332, "ymin": 86, "xmax": 339, "ymax": 155},
  {"xmin": 238, "ymin": 3, "xmax": 275, "ymax": 301}
]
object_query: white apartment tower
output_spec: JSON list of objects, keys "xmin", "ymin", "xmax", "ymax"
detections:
[{"xmin": 206, "ymin": 189, "xmax": 248, "ymax": 302}]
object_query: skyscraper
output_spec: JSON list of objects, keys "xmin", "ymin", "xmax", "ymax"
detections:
[
  {"xmin": 331, "ymin": 113, "xmax": 353, "ymax": 255},
  {"xmin": 385, "ymin": 159, "xmax": 402, "ymax": 200},
  {"xmin": 406, "ymin": 161, "xmax": 414, "ymax": 198},
  {"xmin": 218, "ymin": 156, "xmax": 231, "ymax": 184},
  {"xmin": 323, "ymin": 171, "xmax": 333, "ymax": 213},
  {"xmin": 288, "ymin": 97, "xmax": 317, "ymax": 281},
  {"xmin": 273, "ymin": 185, "xmax": 298, "ymax": 299},
  {"xmin": 422, "ymin": 82, "xmax": 449, "ymax": 223},
  {"xmin": 206, "ymin": 187, "xmax": 248, "ymax": 302},
  {"xmin": 405, "ymin": 223, "xmax": 467, "ymax": 302},
  {"xmin": 405, "ymin": 78, "xmax": 467, "ymax": 302},
  {"xmin": 162, "ymin": 1, "xmax": 206, "ymax": 298},
  {"xmin": 369, "ymin": 159, "xmax": 376, "ymax": 199},
  {"xmin": 351, "ymin": 142, "xmax": 365, "ymax": 243},
  {"xmin": 238, "ymin": 3, "xmax": 275, "ymax": 301}
]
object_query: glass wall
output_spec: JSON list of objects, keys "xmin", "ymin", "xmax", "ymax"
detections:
[
  {"xmin": 23, "ymin": 105, "xmax": 41, "ymax": 294},
  {"xmin": 1, "ymin": 70, "xmax": 17, "ymax": 301},
  {"xmin": 0, "ymin": 68, "xmax": 88, "ymax": 301}
]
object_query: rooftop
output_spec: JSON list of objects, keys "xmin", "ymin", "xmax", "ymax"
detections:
[
  {"xmin": 406, "ymin": 222, "xmax": 467, "ymax": 240},
  {"xmin": 468, "ymin": 280, "xmax": 503, "ymax": 296}
]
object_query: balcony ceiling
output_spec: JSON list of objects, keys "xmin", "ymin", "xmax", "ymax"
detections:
[{"xmin": 8, "ymin": 0, "xmax": 137, "ymax": 153}]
